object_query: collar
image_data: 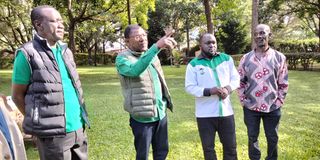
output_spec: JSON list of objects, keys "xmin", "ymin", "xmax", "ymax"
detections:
[
  {"xmin": 253, "ymin": 47, "xmax": 273, "ymax": 60},
  {"xmin": 33, "ymin": 33, "xmax": 67, "ymax": 51},
  {"xmin": 127, "ymin": 48, "xmax": 144, "ymax": 57},
  {"xmin": 254, "ymin": 47, "xmax": 270, "ymax": 53},
  {"xmin": 197, "ymin": 52, "xmax": 220, "ymax": 60},
  {"xmin": 34, "ymin": 33, "xmax": 55, "ymax": 49}
]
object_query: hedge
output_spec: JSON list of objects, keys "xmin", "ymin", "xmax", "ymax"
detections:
[
  {"xmin": 1, "ymin": 51, "xmax": 320, "ymax": 71},
  {"xmin": 285, "ymin": 52, "xmax": 320, "ymax": 70},
  {"xmin": 0, "ymin": 52, "xmax": 118, "ymax": 69},
  {"xmin": 272, "ymin": 38, "xmax": 319, "ymax": 53},
  {"xmin": 231, "ymin": 52, "xmax": 320, "ymax": 71},
  {"xmin": 74, "ymin": 52, "xmax": 117, "ymax": 66},
  {"xmin": 0, "ymin": 56, "xmax": 14, "ymax": 69}
]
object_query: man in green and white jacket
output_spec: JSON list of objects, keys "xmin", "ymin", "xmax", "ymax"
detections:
[{"xmin": 185, "ymin": 33, "xmax": 240, "ymax": 160}]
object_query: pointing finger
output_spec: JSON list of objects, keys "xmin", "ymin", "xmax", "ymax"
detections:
[{"xmin": 165, "ymin": 29, "xmax": 175, "ymax": 37}]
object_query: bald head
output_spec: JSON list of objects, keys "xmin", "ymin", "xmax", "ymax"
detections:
[
  {"xmin": 254, "ymin": 24, "xmax": 272, "ymax": 50},
  {"xmin": 255, "ymin": 24, "xmax": 271, "ymax": 35}
]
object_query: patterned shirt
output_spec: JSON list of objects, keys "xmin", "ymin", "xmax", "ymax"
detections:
[{"xmin": 237, "ymin": 48, "xmax": 289, "ymax": 113}]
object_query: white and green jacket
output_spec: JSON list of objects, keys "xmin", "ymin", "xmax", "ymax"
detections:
[{"xmin": 185, "ymin": 52, "xmax": 240, "ymax": 117}]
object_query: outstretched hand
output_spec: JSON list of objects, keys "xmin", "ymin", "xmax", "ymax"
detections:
[{"xmin": 156, "ymin": 28, "xmax": 177, "ymax": 50}]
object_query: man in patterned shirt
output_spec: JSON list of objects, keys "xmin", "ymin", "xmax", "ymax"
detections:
[{"xmin": 237, "ymin": 24, "xmax": 289, "ymax": 160}]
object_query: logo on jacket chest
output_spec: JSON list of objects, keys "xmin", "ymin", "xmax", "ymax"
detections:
[{"xmin": 199, "ymin": 67, "xmax": 205, "ymax": 75}]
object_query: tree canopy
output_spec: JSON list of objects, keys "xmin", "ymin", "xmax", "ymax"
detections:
[{"xmin": 0, "ymin": 0, "xmax": 318, "ymax": 60}]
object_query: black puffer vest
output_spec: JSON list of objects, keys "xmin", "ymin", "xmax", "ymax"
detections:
[{"xmin": 17, "ymin": 35, "xmax": 89, "ymax": 137}]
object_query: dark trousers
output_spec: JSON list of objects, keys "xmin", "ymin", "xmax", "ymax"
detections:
[
  {"xmin": 243, "ymin": 107, "xmax": 281, "ymax": 160},
  {"xmin": 197, "ymin": 115, "xmax": 237, "ymax": 160},
  {"xmin": 130, "ymin": 116, "xmax": 168, "ymax": 160},
  {"xmin": 36, "ymin": 128, "xmax": 88, "ymax": 160}
]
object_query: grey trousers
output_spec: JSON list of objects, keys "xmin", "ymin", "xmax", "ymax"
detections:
[{"xmin": 36, "ymin": 128, "xmax": 88, "ymax": 160}]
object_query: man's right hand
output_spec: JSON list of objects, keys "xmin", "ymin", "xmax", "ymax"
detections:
[{"xmin": 156, "ymin": 29, "xmax": 177, "ymax": 50}]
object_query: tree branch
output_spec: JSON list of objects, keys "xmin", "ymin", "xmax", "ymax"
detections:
[{"xmin": 0, "ymin": 31, "xmax": 15, "ymax": 51}]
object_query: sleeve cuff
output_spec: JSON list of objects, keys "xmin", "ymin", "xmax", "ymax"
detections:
[
  {"xmin": 203, "ymin": 88, "xmax": 211, "ymax": 96},
  {"xmin": 150, "ymin": 44, "xmax": 160, "ymax": 53}
]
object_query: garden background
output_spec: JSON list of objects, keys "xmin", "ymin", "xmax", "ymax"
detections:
[
  {"xmin": 0, "ymin": 0, "xmax": 319, "ymax": 159},
  {"xmin": 1, "ymin": 65, "xmax": 319, "ymax": 160}
]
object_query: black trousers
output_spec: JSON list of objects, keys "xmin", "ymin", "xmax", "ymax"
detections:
[
  {"xmin": 130, "ymin": 116, "xmax": 168, "ymax": 160},
  {"xmin": 36, "ymin": 128, "xmax": 88, "ymax": 160},
  {"xmin": 197, "ymin": 115, "xmax": 237, "ymax": 160},
  {"xmin": 243, "ymin": 107, "xmax": 281, "ymax": 160}
]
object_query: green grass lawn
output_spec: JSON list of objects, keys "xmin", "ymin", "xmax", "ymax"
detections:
[{"xmin": 1, "ymin": 65, "xmax": 319, "ymax": 160}]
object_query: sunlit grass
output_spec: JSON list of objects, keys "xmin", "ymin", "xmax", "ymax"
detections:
[{"xmin": 0, "ymin": 66, "xmax": 319, "ymax": 160}]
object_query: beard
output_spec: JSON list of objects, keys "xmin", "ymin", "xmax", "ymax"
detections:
[{"xmin": 202, "ymin": 50, "xmax": 216, "ymax": 58}]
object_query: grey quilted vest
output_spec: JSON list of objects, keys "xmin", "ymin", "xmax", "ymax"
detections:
[
  {"xmin": 118, "ymin": 50, "xmax": 173, "ymax": 118},
  {"xmin": 17, "ymin": 35, "xmax": 89, "ymax": 137}
]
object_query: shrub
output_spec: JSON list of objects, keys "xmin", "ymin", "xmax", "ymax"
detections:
[
  {"xmin": 74, "ymin": 52, "xmax": 117, "ymax": 66},
  {"xmin": 0, "ymin": 56, "xmax": 14, "ymax": 69},
  {"xmin": 216, "ymin": 18, "xmax": 248, "ymax": 55},
  {"xmin": 272, "ymin": 38, "xmax": 319, "ymax": 53},
  {"xmin": 0, "ymin": 50, "xmax": 14, "ymax": 69},
  {"xmin": 285, "ymin": 52, "xmax": 319, "ymax": 70},
  {"xmin": 188, "ymin": 45, "xmax": 200, "ymax": 58}
]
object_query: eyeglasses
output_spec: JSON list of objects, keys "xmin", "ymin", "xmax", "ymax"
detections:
[{"xmin": 129, "ymin": 34, "xmax": 147, "ymax": 41}]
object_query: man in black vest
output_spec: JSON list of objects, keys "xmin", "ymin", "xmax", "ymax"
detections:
[{"xmin": 12, "ymin": 5, "xmax": 89, "ymax": 160}]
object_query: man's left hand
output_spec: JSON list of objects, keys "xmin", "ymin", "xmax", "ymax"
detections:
[{"xmin": 217, "ymin": 87, "xmax": 229, "ymax": 99}]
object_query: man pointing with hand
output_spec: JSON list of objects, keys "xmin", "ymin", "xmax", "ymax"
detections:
[{"xmin": 116, "ymin": 24, "xmax": 177, "ymax": 160}]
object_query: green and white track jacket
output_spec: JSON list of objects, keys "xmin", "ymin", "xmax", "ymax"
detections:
[{"xmin": 185, "ymin": 53, "xmax": 240, "ymax": 117}]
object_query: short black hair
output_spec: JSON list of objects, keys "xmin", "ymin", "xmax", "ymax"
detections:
[
  {"xmin": 30, "ymin": 5, "xmax": 55, "ymax": 31},
  {"xmin": 199, "ymin": 32, "xmax": 214, "ymax": 43},
  {"xmin": 124, "ymin": 24, "xmax": 142, "ymax": 38}
]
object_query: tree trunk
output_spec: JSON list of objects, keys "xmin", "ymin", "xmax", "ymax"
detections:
[
  {"xmin": 94, "ymin": 41, "xmax": 98, "ymax": 66},
  {"xmin": 88, "ymin": 48, "xmax": 92, "ymax": 65},
  {"xmin": 68, "ymin": 22, "xmax": 76, "ymax": 53},
  {"xmin": 251, "ymin": 0, "xmax": 259, "ymax": 49},
  {"xmin": 67, "ymin": 0, "xmax": 77, "ymax": 53},
  {"xmin": 203, "ymin": 0, "xmax": 213, "ymax": 34},
  {"xmin": 127, "ymin": 0, "xmax": 131, "ymax": 24},
  {"xmin": 186, "ymin": 18, "xmax": 191, "ymax": 57},
  {"xmin": 103, "ymin": 40, "xmax": 106, "ymax": 53}
]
